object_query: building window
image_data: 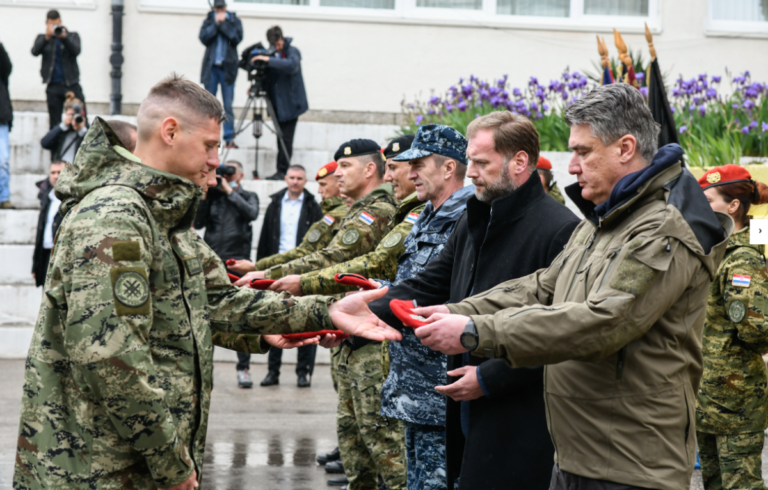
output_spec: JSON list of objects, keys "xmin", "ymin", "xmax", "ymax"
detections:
[
  {"xmin": 583, "ymin": 0, "xmax": 648, "ymax": 16},
  {"xmin": 238, "ymin": 0, "xmax": 308, "ymax": 4},
  {"xmin": 711, "ymin": 0, "xmax": 767, "ymax": 21},
  {"xmin": 497, "ymin": 0, "xmax": 570, "ymax": 17},
  {"xmin": 417, "ymin": 0, "xmax": 482, "ymax": 9},
  {"xmin": 320, "ymin": 0, "xmax": 394, "ymax": 7}
]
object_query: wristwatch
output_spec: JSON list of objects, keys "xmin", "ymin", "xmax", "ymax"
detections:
[{"xmin": 460, "ymin": 318, "xmax": 479, "ymax": 351}]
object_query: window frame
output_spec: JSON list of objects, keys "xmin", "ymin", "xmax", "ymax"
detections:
[
  {"xmin": 0, "ymin": 0, "xmax": 95, "ymax": 8},
  {"xmin": 138, "ymin": 0, "xmax": 660, "ymax": 33},
  {"xmin": 706, "ymin": 0, "xmax": 768, "ymax": 37}
]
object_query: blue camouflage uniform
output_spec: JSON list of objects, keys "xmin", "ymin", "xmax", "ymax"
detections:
[{"xmin": 377, "ymin": 124, "xmax": 472, "ymax": 490}]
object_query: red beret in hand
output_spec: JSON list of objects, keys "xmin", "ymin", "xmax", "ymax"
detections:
[
  {"xmin": 283, "ymin": 330, "xmax": 350, "ymax": 341},
  {"xmin": 225, "ymin": 259, "xmax": 236, "ymax": 266},
  {"xmin": 334, "ymin": 273, "xmax": 377, "ymax": 290},
  {"xmin": 390, "ymin": 299, "xmax": 429, "ymax": 328},
  {"xmin": 227, "ymin": 273, "xmax": 240, "ymax": 284},
  {"xmin": 250, "ymin": 279, "xmax": 276, "ymax": 290}
]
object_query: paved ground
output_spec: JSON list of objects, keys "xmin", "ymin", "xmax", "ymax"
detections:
[{"xmin": 4, "ymin": 358, "xmax": 768, "ymax": 490}]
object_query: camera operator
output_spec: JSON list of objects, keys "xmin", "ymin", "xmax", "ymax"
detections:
[
  {"xmin": 32, "ymin": 9, "xmax": 85, "ymax": 129},
  {"xmin": 199, "ymin": 0, "xmax": 242, "ymax": 149},
  {"xmin": 40, "ymin": 92, "xmax": 86, "ymax": 163},
  {"xmin": 193, "ymin": 160, "xmax": 260, "ymax": 388},
  {"xmin": 251, "ymin": 26, "xmax": 308, "ymax": 180}
]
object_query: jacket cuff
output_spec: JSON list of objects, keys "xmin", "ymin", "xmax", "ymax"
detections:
[
  {"xmin": 475, "ymin": 366, "xmax": 491, "ymax": 397},
  {"xmin": 143, "ymin": 437, "xmax": 195, "ymax": 488},
  {"xmin": 470, "ymin": 314, "xmax": 501, "ymax": 360},
  {"xmin": 266, "ymin": 264, "xmax": 284, "ymax": 280},
  {"xmin": 447, "ymin": 302, "xmax": 478, "ymax": 317}
]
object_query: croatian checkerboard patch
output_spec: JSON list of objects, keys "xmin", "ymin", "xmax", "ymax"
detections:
[
  {"xmin": 733, "ymin": 274, "xmax": 751, "ymax": 287},
  {"xmin": 404, "ymin": 213, "xmax": 419, "ymax": 225},
  {"xmin": 359, "ymin": 212, "xmax": 375, "ymax": 225},
  {"xmin": 323, "ymin": 215, "xmax": 335, "ymax": 226}
]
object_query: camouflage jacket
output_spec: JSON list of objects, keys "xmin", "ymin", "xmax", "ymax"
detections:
[
  {"xmin": 265, "ymin": 184, "xmax": 397, "ymax": 279},
  {"xmin": 14, "ymin": 119, "xmax": 334, "ymax": 490},
  {"xmin": 696, "ymin": 227, "xmax": 768, "ymax": 434},
  {"xmin": 255, "ymin": 196, "xmax": 347, "ymax": 271},
  {"xmin": 300, "ymin": 192, "xmax": 425, "ymax": 295},
  {"xmin": 380, "ymin": 185, "xmax": 474, "ymax": 426},
  {"xmin": 548, "ymin": 182, "xmax": 565, "ymax": 205}
]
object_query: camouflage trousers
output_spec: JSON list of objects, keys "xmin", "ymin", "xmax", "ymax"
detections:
[
  {"xmin": 697, "ymin": 430, "xmax": 765, "ymax": 490},
  {"xmin": 331, "ymin": 345, "xmax": 342, "ymax": 393},
  {"xmin": 404, "ymin": 422, "xmax": 447, "ymax": 490},
  {"xmin": 337, "ymin": 342, "xmax": 407, "ymax": 490}
]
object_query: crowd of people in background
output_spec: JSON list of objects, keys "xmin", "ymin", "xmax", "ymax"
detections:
[{"xmin": 5, "ymin": 5, "xmax": 768, "ymax": 490}]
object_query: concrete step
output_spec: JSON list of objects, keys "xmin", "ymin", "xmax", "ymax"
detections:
[
  {"xmin": 0, "ymin": 245, "xmax": 34, "ymax": 285},
  {"xmin": 0, "ymin": 285, "xmax": 41, "ymax": 325},
  {"xmin": 0, "ymin": 210, "xmax": 38, "ymax": 244}
]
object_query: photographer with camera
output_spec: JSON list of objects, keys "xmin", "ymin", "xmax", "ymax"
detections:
[
  {"xmin": 32, "ymin": 9, "xmax": 85, "ymax": 130},
  {"xmin": 250, "ymin": 26, "xmax": 308, "ymax": 180},
  {"xmin": 199, "ymin": 0, "xmax": 242, "ymax": 149},
  {"xmin": 40, "ymin": 92, "xmax": 86, "ymax": 163},
  {"xmin": 193, "ymin": 160, "xmax": 259, "ymax": 388}
]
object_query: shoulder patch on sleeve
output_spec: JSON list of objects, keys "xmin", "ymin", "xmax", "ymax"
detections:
[
  {"xmin": 323, "ymin": 215, "xmax": 335, "ymax": 226},
  {"xmin": 404, "ymin": 213, "xmax": 419, "ymax": 225},
  {"xmin": 112, "ymin": 240, "xmax": 141, "ymax": 262},
  {"xmin": 358, "ymin": 212, "xmax": 375, "ymax": 226},
  {"xmin": 341, "ymin": 229, "xmax": 361, "ymax": 246},
  {"xmin": 110, "ymin": 267, "xmax": 150, "ymax": 316},
  {"xmin": 382, "ymin": 232, "xmax": 404, "ymax": 249},
  {"xmin": 307, "ymin": 228, "xmax": 322, "ymax": 243},
  {"xmin": 609, "ymin": 255, "xmax": 658, "ymax": 297},
  {"xmin": 729, "ymin": 299, "xmax": 747, "ymax": 323},
  {"xmin": 732, "ymin": 274, "xmax": 751, "ymax": 287}
]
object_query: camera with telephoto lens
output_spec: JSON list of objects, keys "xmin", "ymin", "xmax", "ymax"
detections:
[
  {"xmin": 211, "ymin": 165, "xmax": 237, "ymax": 193},
  {"xmin": 71, "ymin": 104, "xmax": 84, "ymax": 125},
  {"xmin": 53, "ymin": 24, "xmax": 65, "ymax": 36}
]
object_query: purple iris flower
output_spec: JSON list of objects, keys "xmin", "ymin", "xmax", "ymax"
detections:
[
  {"xmin": 763, "ymin": 122, "xmax": 768, "ymax": 132},
  {"xmin": 670, "ymin": 106, "xmax": 675, "ymax": 113},
  {"xmin": 529, "ymin": 77, "xmax": 538, "ymax": 86},
  {"xmin": 530, "ymin": 101, "xmax": 538, "ymax": 111},
  {"xmin": 429, "ymin": 96, "xmax": 440, "ymax": 105},
  {"xmin": 711, "ymin": 76, "xmax": 721, "ymax": 83},
  {"xmin": 698, "ymin": 74, "xmax": 707, "ymax": 81},
  {"xmin": 679, "ymin": 125, "xmax": 687, "ymax": 134},
  {"xmin": 640, "ymin": 87, "xmax": 648, "ymax": 98},
  {"xmin": 689, "ymin": 104, "xmax": 696, "ymax": 111},
  {"xmin": 699, "ymin": 105, "xmax": 706, "ymax": 116},
  {"xmin": 744, "ymin": 100, "xmax": 755, "ymax": 110},
  {"xmin": 457, "ymin": 100, "xmax": 468, "ymax": 112},
  {"xmin": 513, "ymin": 88, "xmax": 522, "ymax": 97},
  {"xmin": 543, "ymin": 103, "xmax": 550, "ymax": 111},
  {"xmin": 415, "ymin": 115, "xmax": 424, "ymax": 124},
  {"xmin": 706, "ymin": 88, "xmax": 717, "ymax": 99},
  {"xmin": 571, "ymin": 71, "xmax": 581, "ymax": 80},
  {"xmin": 672, "ymin": 88, "xmax": 682, "ymax": 97},
  {"xmin": 535, "ymin": 112, "xmax": 543, "ymax": 119},
  {"xmin": 427, "ymin": 109, "xmax": 435, "ymax": 115},
  {"xmin": 462, "ymin": 84, "xmax": 473, "ymax": 98},
  {"xmin": 480, "ymin": 89, "xmax": 490, "ymax": 100},
  {"xmin": 750, "ymin": 120, "xmax": 758, "ymax": 129},
  {"xmin": 445, "ymin": 103, "xmax": 453, "ymax": 112},
  {"xmin": 733, "ymin": 104, "xmax": 740, "ymax": 109},
  {"xmin": 635, "ymin": 72, "xmax": 645, "ymax": 82},
  {"xmin": 741, "ymin": 126, "xmax": 750, "ymax": 134},
  {"xmin": 693, "ymin": 96, "xmax": 701, "ymax": 105}
]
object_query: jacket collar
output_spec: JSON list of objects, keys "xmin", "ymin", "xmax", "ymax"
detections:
[
  {"xmin": 417, "ymin": 185, "xmax": 475, "ymax": 233},
  {"xmin": 321, "ymin": 195, "xmax": 345, "ymax": 215},
  {"xmin": 348, "ymin": 183, "xmax": 394, "ymax": 214},
  {"xmin": 728, "ymin": 227, "xmax": 764, "ymax": 255},
  {"xmin": 56, "ymin": 118, "xmax": 202, "ymax": 234}
]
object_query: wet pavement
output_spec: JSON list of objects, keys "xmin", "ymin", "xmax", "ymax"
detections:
[{"xmin": 2, "ymin": 358, "xmax": 768, "ymax": 489}]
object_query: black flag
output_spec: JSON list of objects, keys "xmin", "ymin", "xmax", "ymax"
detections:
[{"xmin": 647, "ymin": 58, "xmax": 679, "ymax": 148}]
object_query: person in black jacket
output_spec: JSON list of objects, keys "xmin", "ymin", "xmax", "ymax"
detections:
[
  {"xmin": 364, "ymin": 112, "xmax": 580, "ymax": 490},
  {"xmin": 250, "ymin": 26, "xmax": 308, "ymax": 180},
  {"xmin": 40, "ymin": 92, "xmax": 87, "ymax": 162},
  {"xmin": 0, "ymin": 40, "xmax": 12, "ymax": 209},
  {"xmin": 257, "ymin": 165, "xmax": 322, "ymax": 387},
  {"xmin": 32, "ymin": 160, "xmax": 65, "ymax": 286},
  {"xmin": 31, "ymin": 9, "xmax": 85, "ymax": 129},
  {"xmin": 199, "ymin": 0, "xmax": 242, "ymax": 149}
]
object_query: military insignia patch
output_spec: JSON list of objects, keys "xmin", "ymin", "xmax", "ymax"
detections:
[
  {"xmin": 344, "ymin": 147, "xmax": 352, "ymax": 156},
  {"xmin": 185, "ymin": 257, "xmax": 203, "ymax": 276},
  {"xmin": 341, "ymin": 229, "xmax": 360, "ymax": 246},
  {"xmin": 733, "ymin": 274, "xmax": 751, "ymax": 287},
  {"xmin": 404, "ymin": 213, "xmax": 419, "ymax": 225},
  {"xmin": 707, "ymin": 172, "xmax": 721, "ymax": 184},
  {"xmin": 382, "ymin": 232, "xmax": 403, "ymax": 249},
  {"xmin": 318, "ymin": 167, "xmax": 328, "ymax": 178},
  {"xmin": 392, "ymin": 142, "xmax": 400, "ymax": 152},
  {"xmin": 729, "ymin": 299, "xmax": 747, "ymax": 323},
  {"xmin": 323, "ymin": 215, "xmax": 335, "ymax": 226},
  {"xmin": 358, "ymin": 212, "xmax": 375, "ymax": 225},
  {"xmin": 307, "ymin": 228, "xmax": 322, "ymax": 243},
  {"xmin": 114, "ymin": 271, "xmax": 150, "ymax": 308}
]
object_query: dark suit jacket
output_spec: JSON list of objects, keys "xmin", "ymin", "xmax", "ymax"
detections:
[
  {"xmin": 257, "ymin": 188, "xmax": 322, "ymax": 260},
  {"xmin": 32, "ymin": 178, "xmax": 63, "ymax": 287},
  {"xmin": 370, "ymin": 172, "xmax": 580, "ymax": 490}
]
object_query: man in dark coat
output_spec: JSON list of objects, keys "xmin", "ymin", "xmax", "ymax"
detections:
[
  {"xmin": 199, "ymin": 0, "xmax": 243, "ymax": 148},
  {"xmin": 0, "ymin": 40, "xmax": 12, "ymax": 209},
  {"xmin": 367, "ymin": 112, "xmax": 580, "ymax": 490},
  {"xmin": 257, "ymin": 164, "xmax": 322, "ymax": 386},
  {"xmin": 250, "ymin": 26, "xmax": 308, "ymax": 180},
  {"xmin": 32, "ymin": 160, "xmax": 65, "ymax": 287},
  {"xmin": 31, "ymin": 9, "xmax": 85, "ymax": 129}
]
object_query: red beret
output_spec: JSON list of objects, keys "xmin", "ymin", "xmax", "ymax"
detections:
[
  {"xmin": 537, "ymin": 157, "xmax": 552, "ymax": 170},
  {"xmin": 698, "ymin": 164, "xmax": 752, "ymax": 190},
  {"xmin": 316, "ymin": 161, "xmax": 338, "ymax": 180}
]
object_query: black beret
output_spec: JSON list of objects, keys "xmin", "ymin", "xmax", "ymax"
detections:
[
  {"xmin": 334, "ymin": 139, "xmax": 382, "ymax": 162},
  {"xmin": 383, "ymin": 135, "xmax": 415, "ymax": 160}
]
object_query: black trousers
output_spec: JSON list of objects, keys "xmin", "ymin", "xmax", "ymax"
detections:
[
  {"xmin": 275, "ymin": 117, "xmax": 298, "ymax": 175},
  {"xmin": 236, "ymin": 352, "xmax": 251, "ymax": 371},
  {"xmin": 268, "ymin": 344, "xmax": 317, "ymax": 376},
  {"xmin": 548, "ymin": 466, "xmax": 655, "ymax": 490},
  {"xmin": 46, "ymin": 82, "xmax": 86, "ymax": 129}
]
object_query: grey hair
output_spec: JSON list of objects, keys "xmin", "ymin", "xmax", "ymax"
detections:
[
  {"xmin": 565, "ymin": 84, "xmax": 660, "ymax": 164},
  {"xmin": 226, "ymin": 160, "xmax": 243, "ymax": 172}
]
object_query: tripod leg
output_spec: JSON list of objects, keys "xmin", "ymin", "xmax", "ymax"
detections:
[
  {"xmin": 264, "ymin": 97, "xmax": 292, "ymax": 167},
  {"xmin": 221, "ymin": 95, "xmax": 255, "ymax": 163},
  {"xmin": 254, "ymin": 137, "xmax": 260, "ymax": 179}
]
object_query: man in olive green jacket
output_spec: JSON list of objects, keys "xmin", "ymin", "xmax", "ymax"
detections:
[{"xmin": 328, "ymin": 85, "xmax": 733, "ymax": 490}]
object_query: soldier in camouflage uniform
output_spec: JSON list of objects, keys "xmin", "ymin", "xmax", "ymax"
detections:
[
  {"xmin": 227, "ymin": 161, "xmax": 348, "ymax": 275},
  {"xmin": 12, "ymin": 81, "xmax": 346, "ymax": 490},
  {"xmin": 374, "ymin": 125, "xmax": 473, "ymax": 490},
  {"xmin": 537, "ymin": 156, "xmax": 566, "ymax": 205},
  {"xmin": 695, "ymin": 166, "xmax": 768, "ymax": 490}
]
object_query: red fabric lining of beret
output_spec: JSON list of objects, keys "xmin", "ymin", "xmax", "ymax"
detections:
[
  {"xmin": 227, "ymin": 273, "xmax": 240, "ymax": 284},
  {"xmin": 249, "ymin": 279, "xmax": 276, "ymax": 290},
  {"xmin": 334, "ymin": 273, "xmax": 377, "ymax": 290},
  {"xmin": 282, "ymin": 330, "xmax": 349, "ymax": 341},
  {"xmin": 390, "ymin": 299, "xmax": 429, "ymax": 328},
  {"xmin": 225, "ymin": 259, "xmax": 236, "ymax": 266}
]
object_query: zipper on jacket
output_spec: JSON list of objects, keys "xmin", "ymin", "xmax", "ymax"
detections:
[
  {"xmin": 564, "ymin": 229, "xmax": 598, "ymax": 302},
  {"xmin": 615, "ymin": 346, "xmax": 627, "ymax": 380},
  {"xmin": 596, "ymin": 248, "xmax": 622, "ymax": 294}
]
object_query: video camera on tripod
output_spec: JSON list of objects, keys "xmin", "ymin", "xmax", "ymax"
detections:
[{"xmin": 239, "ymin": 42, "xmax": 275, "ymax": 84}]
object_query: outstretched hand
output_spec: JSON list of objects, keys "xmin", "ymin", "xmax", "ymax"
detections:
[
  {"xmin": 329, "ymin": 287, "xmax": 402, "ymax": 342},
  {"xmin": 263, "ymin": 334, "xmax": 319, "ymax": 350},
  {"xmin": 234, "ymin": 270, "xmax": 265, "ymax": 287},
  {"xmin": 414, "ymin": 313, "xmax": 470, "ymax": 355},
  {"xmin": 435, "ymin": 365, "xmax": 485, "ymax": 401},
  {"xmin": 270, "ymin": 275, "xmax": 302, "ymax": 296}
]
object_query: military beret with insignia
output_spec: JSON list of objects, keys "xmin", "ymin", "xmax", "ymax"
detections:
[
  {"xmin": 393, "ymin": 124, "xmax": 468, "ymax": 165},
  {"xmin": 536, "ymin": 156, "xmax": 552, "ymax": 170},
  {"xmin": 383, "ymin": 135, "xmax": 415, "ymax": 160},
  {"xmin": 698, "ymin": 164, "xmax": 753, "ymax": 191},
  {"xmin": 334, "ymin": 139, "xmax": 382, "ymax": 162},
  {"xmin": 316, "ymin": 161, "xmax": 338, "ymax": 181}
]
